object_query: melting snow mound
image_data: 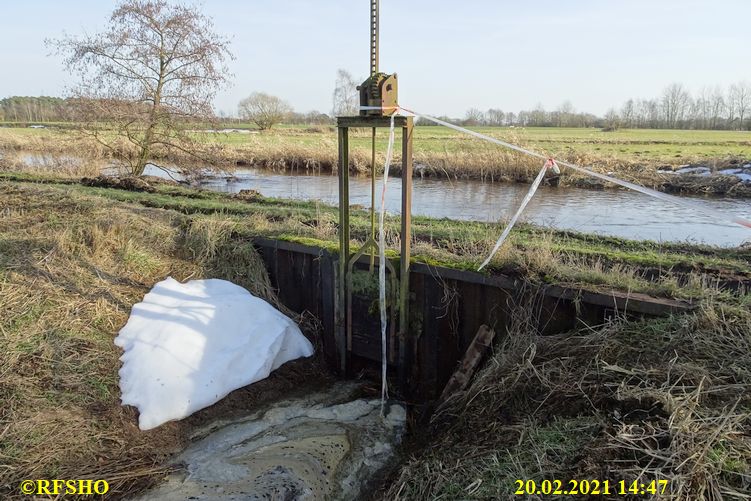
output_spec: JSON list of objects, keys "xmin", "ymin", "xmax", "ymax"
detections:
[{"xmin": 115, "ymin": 277, "xmax": 314, "ymax": 430}]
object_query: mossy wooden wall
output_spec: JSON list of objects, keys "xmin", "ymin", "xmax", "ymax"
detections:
[{"xmin": 253, "ymin": 238, "xmax": 690, "ymax": 402}]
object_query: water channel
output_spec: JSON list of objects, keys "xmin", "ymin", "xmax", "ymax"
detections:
[{"xmin": 188, "ymin": 167, "xmax": 751, "ymax": 247}]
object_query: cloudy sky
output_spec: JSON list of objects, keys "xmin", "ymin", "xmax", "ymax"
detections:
[{"xmin": 1, "ymin": 0, "xmax": 749, "ymax": 117}]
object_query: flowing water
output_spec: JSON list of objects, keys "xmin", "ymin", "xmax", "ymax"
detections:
[
  {"xmin": 188, "ymin": 167, "xmax": 751, "ymax": 247},
  {"xmin": 9, "ymin": 148, "xmax": 751, "ymax": 247}
]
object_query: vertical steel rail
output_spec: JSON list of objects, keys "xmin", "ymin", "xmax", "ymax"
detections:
[
  {"xmin": 398, "ymin": 117, "xmax": 413, "ymax": 388},
  {"xmin": 337, "ymin": 125, "xmax": 350, "ymax": 375},
  {"xmin": 370, "ymin": 127, "xmax": 377, "ymax": 270}
]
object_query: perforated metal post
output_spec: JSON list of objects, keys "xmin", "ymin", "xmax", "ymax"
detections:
[
  {"xmin": 369, "ymin": 0, "xmax": 379, "ymax": 269},
  {"xmin": 370, "ymin": 0, "xmax": 379, "ymax": 76}
]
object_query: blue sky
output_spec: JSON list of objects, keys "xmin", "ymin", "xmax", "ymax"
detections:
[{"xmin": 1, "ymin": 0, "xmax": 749, "ymax": 117}]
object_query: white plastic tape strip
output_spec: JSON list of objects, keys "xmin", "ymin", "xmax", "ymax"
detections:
[
  {"xmin": 378, "ymin": 114, "xmax": 396, "ymax": 414},
  {"xmin": 478, "ymin": 160, "xmax": 550, "ymax": 270},
  {"xmin": 399, "ymin": 107, "xmax": 751, "ymax": 231}
]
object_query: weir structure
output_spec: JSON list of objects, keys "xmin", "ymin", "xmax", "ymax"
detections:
[
  {"xmin": 335, "ymin": 0, "xmax": 414, "ymax": 387},
  {"xmin": 325, "ymin": 1, "xmax": 699, "ymax": 404},
  {"xmin": 253, "ymin": 237, "xmax": 693, "ymax": 404}
]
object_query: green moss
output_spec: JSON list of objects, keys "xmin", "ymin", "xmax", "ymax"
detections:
[{"xmin": 350, "ymin": 269, "xmax": 379, "ymax": 295}]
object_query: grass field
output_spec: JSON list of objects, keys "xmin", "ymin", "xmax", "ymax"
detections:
[
  {"xmin": 2, "ymin": 171, "xmax": 749, "ymax": 300},
  {"xmin": 214, "ymin": 124, "xmax": 751, "ymax": 163},
  {"xmin": 2, "ymin": 125, "xmax": 750, "ymax": 195}
]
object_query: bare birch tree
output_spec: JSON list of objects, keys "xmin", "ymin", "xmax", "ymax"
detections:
[
  {"xmin": 729, "ymin": 81, "xmax": 750, "ymax": 130},
  {"xmin": 49, "ymin": 0, "xmax": 233, "ymax": 176},
  {"xmin": 332, "ymin": 69, "xmax": 359, "ymax": 116},
  {"xmin": 661, "ymin": 83, "xmax": 690, "ymax": 129}
]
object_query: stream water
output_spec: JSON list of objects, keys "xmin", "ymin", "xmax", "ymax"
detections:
[
  {"xmin": 185, "ymin": 167, "xmax": 750, "ymax": 247},
  {"xmin": 8, "ymin": 148, "xmax": 751, "ymax": 247}
]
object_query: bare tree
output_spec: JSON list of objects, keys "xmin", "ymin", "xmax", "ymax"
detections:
[
  {"xmin": 620, "ymin": 99, "xmax": 634, "ymax": 128},
  {"xmin": 661, "ymin": 83, "xmax": 690, "ymax": 128},
  {"xmin": 486, "ymin": 108, "xmax": 505, "ymax": 126},
  {"xmin": 332, "ymin": 69, "xmax": 359, "ymax": 116},
  {"xmin": 709, "ymin": 87, "xmax": 726, "ymax": 129},
  {"xmin": 238, "ymin": 92, "xmax": 293, "ymax": 130},
  {"xmin": 529, "ymin": 103, "xmax": 547, "ymax": 127},
  {"xmin": 463, "ymin": 108, "xmax": 485, "ymax": 126},
  {"xmin": 603, "ymin": 108, "xmax": 620, "ymax": 131},
  {"xmin": 49, "ymin": 0, "xmax": 232, "ymax": 176},
  {"xmin": 694, "ymin": 87, "xmax": 713, "ymax": 129},
  {"xmin": 556, "ymin": 100, "xmax": 575, "ymax": 127},
  {"xmin": 729, "ymin": 81, "xmax": 750, "ymax": 130}
]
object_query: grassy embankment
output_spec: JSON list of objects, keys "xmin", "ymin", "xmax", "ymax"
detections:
[
  {"xmin": 2, "ymin": 125, "xmax": 750, "ymax": 195},
  {"xmin": 0, "ymin": 173, "xmax": 749, "ymax": 499},
  {"xmin": 384, "ymin": 300, "xmax": 751, "ymax": 500},
  {"xmin": 0, "ymin": 176, "xmax": 334, "ymax": 499}
]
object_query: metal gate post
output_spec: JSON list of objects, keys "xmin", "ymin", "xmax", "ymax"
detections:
[
  {"xmin": 336, "ymin": 125, "xmax": 350, "ymax": 375},
  {"xmin": 398, "ymin": 116, "xmax": 413, "ymax": 388}
]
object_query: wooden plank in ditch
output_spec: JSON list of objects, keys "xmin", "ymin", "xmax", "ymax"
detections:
[{"xmin": 439, "ymin": 324, "xmax": 496, "ymax": 404}]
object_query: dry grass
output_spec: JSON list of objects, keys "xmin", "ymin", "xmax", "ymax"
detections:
[
  {"xmin": 3, "ymin": 125, "xmax": 750, "ymax": 196},
  {"xmin": 0, "ymin": 149, "xmax": 105, "ymax": 178},
  {"xmin": 0, "ymin": 183, "xmax": 327, "ymax": 499},
  {"xmin": 384, "ymin": 293, "xmax": 751, "ymax": 500}
]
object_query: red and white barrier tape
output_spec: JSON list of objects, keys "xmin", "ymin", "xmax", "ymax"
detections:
[
  {"xmin": 361, "ymin": 105, "xmax": 751, "ymax": 261},
  {"xmin": 477, "ymin": 158, "xmax": 557, "ymax": 270}
]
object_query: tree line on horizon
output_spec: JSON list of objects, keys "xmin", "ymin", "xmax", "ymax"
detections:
[
  {"xmin": 451, "ymin": 82, "xmax": 750, "ymax": 131},
  {"xmin": 3, "ymin": 79, "xmax": 749, "ymax": 132}
]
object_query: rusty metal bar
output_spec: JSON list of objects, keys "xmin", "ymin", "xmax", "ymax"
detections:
[
  {"xmin": 398, "ymin": 116, "xmax": 414, "ymax": 388},
  {"xmin": 370, "ymin": 127, "xmax": 377, "ymax": 270},
  {"xmin": 337, "ymin": 125, "xmax": 350, "ymax": 375},
  {"xmin": 337, "ymin": 116, "xmax": 409, "ymax": 128}
]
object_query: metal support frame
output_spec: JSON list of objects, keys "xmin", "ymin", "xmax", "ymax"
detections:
[{"xmin": 335, "ymin": 115, "xmax": 414, "ymax": 381}]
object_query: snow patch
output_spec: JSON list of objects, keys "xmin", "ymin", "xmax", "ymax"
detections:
[
  {"xmin": 115, "ymin": 277, "xmax": 314, "ymax": 430},
  {"xmin": 675, "ymin": 166, "xmax": 710, "ymax": 176}
]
